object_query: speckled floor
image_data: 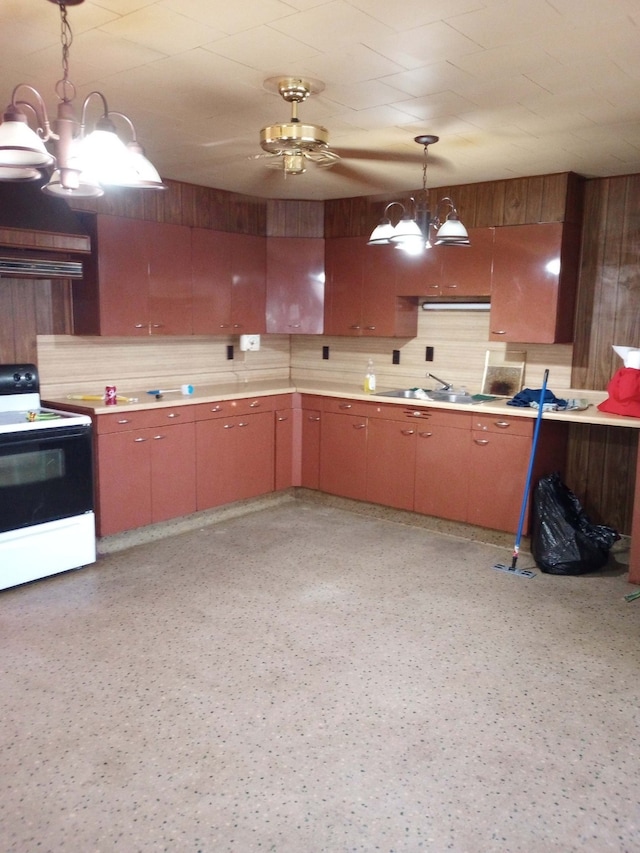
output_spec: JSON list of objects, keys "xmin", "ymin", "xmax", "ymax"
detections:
[{"xmin": 1, "ymin": 494, "xmax": 639, "ymax": 852}]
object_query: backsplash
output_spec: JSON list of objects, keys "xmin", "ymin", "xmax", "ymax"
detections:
[{"xmin": 37, "ymin": 310, "xmax": 573, "ymax": 398}]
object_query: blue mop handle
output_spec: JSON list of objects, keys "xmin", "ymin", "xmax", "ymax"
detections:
[{"xmin": 512, "ymin": 368, "xmax": 549, "ymax": 564}]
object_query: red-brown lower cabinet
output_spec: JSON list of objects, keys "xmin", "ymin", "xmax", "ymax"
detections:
[
  {"xmin": 275, "ymin": 406, "xmax": 295, "ymax": 490},
  {"xmin": 414, "ymin": 410, "xmax": 471, "ymax": 523},
  {"xmin": 196, "ymin": 399, "xmax": 275, "ymax": 509},
  {"xmin": 319, "ymin": 409, "xmax": 368, "ymax": 500},
  {"xmin": 95, "ymin": 408, "xmax": 196, "ymax": 536},
  {"xmin": 299, "ymin": 397, "xmax": 323, "ymax": 490},
  {"xmin": 366, "ymin": 415, "xmax": 417, "ymax": 511}
]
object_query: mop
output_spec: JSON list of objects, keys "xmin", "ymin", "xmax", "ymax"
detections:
[{"xmin": 492, "ymin": 368, "xmax": 549, "ymax": 578}]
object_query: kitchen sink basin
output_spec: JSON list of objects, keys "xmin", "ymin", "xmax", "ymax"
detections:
[
  {"xmin": 376, "ymin": 389, "xmax": 431, "ymax": 399},
  {"xmin": 376, "ymin": 388, "xmax": 476, "ymax": 404}
]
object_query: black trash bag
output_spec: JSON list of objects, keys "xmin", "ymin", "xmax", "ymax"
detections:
[{"xmin": 531, "ymin": 472, "xmax": 620, "ymax": 575}]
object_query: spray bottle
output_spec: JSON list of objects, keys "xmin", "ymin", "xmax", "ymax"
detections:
[{"xmin": 364, "ymin": 358, "xmax": 376, "ymax": 393}]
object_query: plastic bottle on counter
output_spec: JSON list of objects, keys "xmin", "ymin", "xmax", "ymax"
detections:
[{"xmin": 364, "ymin": 359, "xmax": 376, "ymax": 393}]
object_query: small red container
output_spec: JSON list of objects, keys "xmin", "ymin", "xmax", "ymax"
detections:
[{"xmin": 105, "ymin": 385, "xmax": 117, "ymax": 405}]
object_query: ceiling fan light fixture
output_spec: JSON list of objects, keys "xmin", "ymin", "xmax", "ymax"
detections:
[{"xmin": 284, "ymin": 152, "xmax": 305, "ymax": 175}]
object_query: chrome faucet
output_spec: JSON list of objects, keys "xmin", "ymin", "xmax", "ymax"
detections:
[{"xmin": 427, "ymin": 372, "xmax": 453, "ymax": 391}]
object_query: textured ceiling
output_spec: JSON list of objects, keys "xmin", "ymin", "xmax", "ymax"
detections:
[{"xmin": 1, "ymin": 0, "xmax": 640, "ymax": 200}]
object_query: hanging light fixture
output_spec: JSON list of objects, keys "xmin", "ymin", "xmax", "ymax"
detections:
[
  {"xmin": 367, "ymin": 135, "xmax": 469, "ymax": 253},
  {"xmin": 0, "ymin": 0, "xmax": 165, "ymax": 198}
]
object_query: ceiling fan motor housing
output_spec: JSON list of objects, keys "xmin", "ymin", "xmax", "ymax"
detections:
[{"xmin": 260, "ymin": 122, "xmax": 330, "ymax": 154}]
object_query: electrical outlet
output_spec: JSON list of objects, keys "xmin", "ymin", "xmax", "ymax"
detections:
[
  {"xmin": 322, "ymin": 345, "xmax": 330, "ymax": 360},
  {"xmin": 392, "ymin": 350, "xmax": 400, "ymax": 365},
  {"xmin": 227, "ymin": 344, "xmax": 234, "ymax": 360},
  {"xmin": 426, "ymin": 346, "xmax": 434, "ymax": 362}
]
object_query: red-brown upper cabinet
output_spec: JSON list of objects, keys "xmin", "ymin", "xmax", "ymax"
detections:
[
  {"xmin": 489, "ymin": 222, "xmax": 581, "ymax": 343},
  {"xmin": 192, "ymin": 228, "xmax": 266, "ymax": 335},
  {"xmin": 324, "ymin": 237, "xmax": 418, "ymax": 337},
  {"xmin": 266, "ymin": 237, "xmax": 325, "ymax": 334},
  {"xmin": 73, "ymin": 214, "xmax": 192, "ymax": 336},
  {"xmin": 395, "ymin": 227, "xmax": 494, "ymax": 297}
]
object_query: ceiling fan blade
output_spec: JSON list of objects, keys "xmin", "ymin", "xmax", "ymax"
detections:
[{"xmin": 334, "ymin": 146, "xmax": 450, "ymax": 166}]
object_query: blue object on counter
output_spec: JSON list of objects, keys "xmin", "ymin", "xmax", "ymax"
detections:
[{"xmin": 508, "ymin": 388, "xmax": 567, "ymax": 408}]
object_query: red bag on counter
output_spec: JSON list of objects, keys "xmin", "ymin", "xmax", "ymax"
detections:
[{"xmin": 597, "ymin": 367, "xmax": 640, "ymax": 418}]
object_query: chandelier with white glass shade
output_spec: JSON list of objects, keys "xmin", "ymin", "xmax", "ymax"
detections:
[{"xmin": 0, "ymin": 0, "xmax": 164, "ymax": 198}]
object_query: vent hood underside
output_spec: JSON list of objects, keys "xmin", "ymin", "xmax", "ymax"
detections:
[{"xmin": 0, "ymin": 255, "xmax": 83, "ymax": 279}]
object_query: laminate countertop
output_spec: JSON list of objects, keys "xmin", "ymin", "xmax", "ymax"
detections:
[{"xmin": 43, "ymin": 380, "xmax": 640, "ymax": 430}]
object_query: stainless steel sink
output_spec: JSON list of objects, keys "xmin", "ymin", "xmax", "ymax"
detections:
[
  {"xmin": 376, "ymin": 388, "xmax": 476, "ymax": 404},
  {"xmin": 376, "ymin": 389, "xmax": 431, "ymax": 399},
  {"xmin": 428, "ymin": 391, "xmax": 475, "ymax": 404}
]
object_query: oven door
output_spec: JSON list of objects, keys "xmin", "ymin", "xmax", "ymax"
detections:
[{"xmin": 0, "ymin": 423, "xmax": 93, "ymax": 534}]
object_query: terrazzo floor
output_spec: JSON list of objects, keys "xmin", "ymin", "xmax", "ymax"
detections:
[{"xmin": 1, "ymin": 493, "xmax": 639, "ymax": 852}]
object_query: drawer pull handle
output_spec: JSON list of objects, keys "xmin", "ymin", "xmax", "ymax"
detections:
[
  {"xmin": 418, "ymin": 431, "xmax": 433, "ymax": 438},
  {"xmin": 365, "ymin": 325, "xmax": 376, "ymax": 330},
  {"xmin": 353, "ymin": 423, "xmax": 366, "ymax": 430},
  {"xmin": 495, "ymin": 420, "xmax": 511, "ymax": 429},
  {"xmin": 339, "ymin": 403, "xmax": 352, "ymax": 409},
  {"xmin": 277, "ymin": 416, "xmax": 288, "ymax": 422},
  {"xmin": 223, "ymin": 423, "xmax": 235, "ymax": 429},
  {"xmin": 238, "ymin": 421, "xmax": 249, "ymax": 427},
  {"xmin": 210, "ymin": 405, "xmax": 221, "ymax": 412},
  {"xmin": 491, "ymin": 330, "xmax": 507, "ymax": 335},
  {"xmin": 117, "ymin": 418, "xmax": 130, "ymax": 424},
  {"xmin": 474, "ymin": 438, "xmax": 490, "ymax": 446},
  {"xmin": 401, "ymin": 429, "xmax": 415, "ymax": 436},
  {"xmin": 153, "ymin": 434, "xmax": 165, "ymax": 440},
  {"xmin": 249, "ymin": 401, "xmax": 260, "ymax": 408},
  {"xmin": 309, "ymin": 415, "xmax": 321, "ymax": 422},
  {"xmin": 134, "ymin": 323, "xmax": 146, "ymax": 329},
  {"xmin": 167, "ymin": 412, "xmax": 178, "ymax": 419},
  {"xmin": 134, "ymin": 437, "xmax": 147, "ymax": 442}
]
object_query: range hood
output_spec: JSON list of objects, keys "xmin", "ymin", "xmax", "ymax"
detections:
[
  {"xmin": 0, "ymin": 181, "xmax": 90, "ymax": 277},
  {"xmin": 0, "ymin": 255, "xmax": 83, "ymax": 279}
]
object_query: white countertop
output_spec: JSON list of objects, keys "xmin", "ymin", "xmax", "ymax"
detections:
[{"xmin": 43, "ymin": 380, "xmax": 640, "ymax": 430}]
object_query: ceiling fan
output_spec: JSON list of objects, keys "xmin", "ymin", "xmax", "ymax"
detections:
[
  {"xmin": 253, "ymin": 77, "xmax": 340, "ymax": 176},
  {"xmin": 251, "ymin": 76, "xmax": 451, "ymax": 189}
]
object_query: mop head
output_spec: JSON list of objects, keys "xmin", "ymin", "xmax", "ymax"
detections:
[{"xmin": 493, "ymin": 561, "xmax": 536, "ymax": 579}]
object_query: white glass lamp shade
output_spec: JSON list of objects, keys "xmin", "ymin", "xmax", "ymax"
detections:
[
  {"xmin": 395, "ymin": 234, "xmax": 426, "ymax": 255},
  {"xmin": 124, "ymin": 142, "xmax": 166, "ymax": 189},
  {"xmin": 434, "ymin": 216, "xmax": 470, "ymax": 245},
  {"xmin": 390, "ymin": 216, "xmax": 424, "ymax": 245},
  {"xmin": 43, "ymin": 167, "xmax": 104, "ymax": 198},
  {"xmin": 0, "ymin": 106, "xmax": 55, "ymax": 168},
  {"xmin": 0, "ymin": 164, "xmax": 42, "ymax": 181},
  {"xmin": 77, "ymin": 124, "xmax": 139, "ymax": 187},
  {"xmin": 367, "ymin": 219, "xmax": 396, "ymax": 245}
]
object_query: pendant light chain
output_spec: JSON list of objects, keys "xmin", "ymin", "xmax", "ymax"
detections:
[{"xmin": 56, "ymin": 2, "xmax": 75, "ymax": 104}]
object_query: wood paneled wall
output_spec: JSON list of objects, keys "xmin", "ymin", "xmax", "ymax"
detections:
[
  {"xmin": 0, "ymin": 279, "xmax": 73, "ymax": 364},
  {"xmin": 567, "ymin": 175, "xmax": 640, "ymax": 532},
  {"xmin": 324, "ymin": 172, "xmax": 584, "ymax": 237}
]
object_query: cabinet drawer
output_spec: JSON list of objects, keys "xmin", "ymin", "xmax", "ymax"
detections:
[
  {"xmin": 472, "ymin": 413, "xmax": 533, "ymax": 436},
  {"xmin": 194, "ymin": 395, "xmax": 280, "ymax": 421},
  {"xmin": 403, "ymin": 407, "xmax": 472, "ymax": 429},
  {"xmin": 96, "ymin": 406, "xmax": 194, "ymax": 433},
  {"xmin": 322, "ymin": 397, "xmax": 376, "ymax": 418}
]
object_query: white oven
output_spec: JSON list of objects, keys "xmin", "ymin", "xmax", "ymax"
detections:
[{"xmin": 0, "ymin": 363, "xmax": 95, "ymax": 590}]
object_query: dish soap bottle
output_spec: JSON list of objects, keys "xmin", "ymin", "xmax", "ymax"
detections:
[{"xmin": 364, "ymin": 358, "xmax": 376, "ymax": 393}]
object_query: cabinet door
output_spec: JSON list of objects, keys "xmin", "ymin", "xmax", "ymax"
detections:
[
  {"xmin": 191, "ymin": 228, "xmax": 234, "ymax": 334},
  {"xmin": 149, "ymin": 421, "xmax": 196, "ymax": 521},
  {"xmin": 414, "ymin": 423, "xmax": 470, "ymax": 522},
  {"xmin": 468, "ymin": 430, "xmax": 531, "ymax": 533},
  {"xmin": 96, "ymin": 429, "xmax": 152, "ymax": 535},
  {"xmin": 366, "ymin": 417, "xmax": 416, "ymax": 510},
  {"xmin": 196, "ymin": 416, "xmax": 237, "ymax": 509},
  {"xmin": 490, "ymin": 223, "xmax": 570, "ymax": 343},
  {"xmin": 275, "ymin": 408, "xmax": 295, "ymax": 490},
  {"xmin": 95, "ymin": 215, "xmax": 150, "ymax": 335},
  {"xmin": 319, "ymin": 410, "xmax": 368, "ymax": 500},
  {"xmin": 324, "ymin": 237, "xmax": 363, "ymax": 335},
  {"xmin": 145, "ymin": 220, "xmax": 193, "ymax": 335},
  {"xmin": 395, "ymin": 243, "xmax": 443, "ymax": 296},
  {"xmin": 266, "ymin": 237, "xmax": 325, "ymax": 334},
  {"xmin": 235, "ymin": 410, "xmax": 274, "ymax": 500},
  {"xmin": 301, "ymin": 409, "xmax": 321, "ymax": 489},
  {"xmin": 230, "ymin": 233, "xmax": 266, "ymax": 333},
  {"xmin": 440, "ymin": 227, "xmax": 494, "ymax": 297}
]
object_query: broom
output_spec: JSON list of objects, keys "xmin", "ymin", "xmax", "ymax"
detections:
[{"xmin": 492, "ymin": 368, "xmax": 549, "ymax": 579}]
